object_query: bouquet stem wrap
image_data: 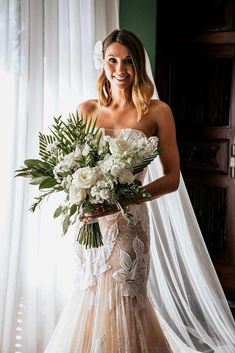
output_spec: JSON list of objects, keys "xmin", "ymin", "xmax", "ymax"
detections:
[{"xmin": 78, "ymin": 220, "xmax": 103, "ymax": 248}]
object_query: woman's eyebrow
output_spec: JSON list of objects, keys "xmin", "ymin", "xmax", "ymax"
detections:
[{"xmin": 107, "ymin": 54, "xmax": 131, "ymax": 58}]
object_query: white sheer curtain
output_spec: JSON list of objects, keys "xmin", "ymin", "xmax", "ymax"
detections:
[{"xmin": 0, "ymin": 1, "xmax": 119, "ymax": 352}]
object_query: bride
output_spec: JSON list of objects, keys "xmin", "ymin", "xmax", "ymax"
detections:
[{"xmin": 44, "ymin": 29, "xmax": 235, "ymax": 353}]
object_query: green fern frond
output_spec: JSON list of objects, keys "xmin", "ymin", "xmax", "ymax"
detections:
[{"xmin": 133, "ymin": 149, "xmax": 159, "ymax": 175}]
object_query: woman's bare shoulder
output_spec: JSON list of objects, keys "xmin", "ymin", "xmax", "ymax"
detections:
[
  {"xmin": 77, "ymin": 99, "xmax": 99, "ymax": 117},
  {"xmin": 150, "ymin": 99, "xmax": 174, "ymax": 124},
  {"xmin": 150, "ymin": 99, "xmax": 172, "ymax": 114}
]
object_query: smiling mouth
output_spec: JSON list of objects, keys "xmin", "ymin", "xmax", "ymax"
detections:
[{"xmin": 113, "ymin": 76, "xmax": 130, "ymax": 81}]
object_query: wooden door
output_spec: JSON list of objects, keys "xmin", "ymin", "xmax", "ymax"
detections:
[{"xmin": 156, "ymin": 0, "xmax": 235, "ymax": 299}]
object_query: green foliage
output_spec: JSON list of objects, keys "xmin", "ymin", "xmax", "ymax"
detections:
[
  {"xmin": 53, "ymin": 206, "xmax": 63, "ymax": 218},
  {"xmin": 39, "ymin": 133, "xmax": 57, "ymax": 164},
  {"xmin": 70, "ymin": 204, "xmax": 78, "ymax": 216},
  {"xmin": 15, "ymin": 158, "xmax": 54, "ymax": 179},
  {"xmin": 29, "ymin": 189, "xmax": 55, "ymax": 212},
  {"xmin": 133, "ymin": 148, "xmax": 160, "ymax": 174},
  {"xmin": 15, "ymin": 113, "xmax": 102, "ymax": 214},
  {"xmin": 62, "ymin": 216, "xmax": 70, "ymax": 236},
  {"xmin": 39, "ymin": 177, "xmax": 58, "ymax": 189}
]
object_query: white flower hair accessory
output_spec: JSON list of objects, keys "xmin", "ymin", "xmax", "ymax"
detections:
[{"xmin": 93, "ymin": 40, "xmax": 104, "ymax": 70}]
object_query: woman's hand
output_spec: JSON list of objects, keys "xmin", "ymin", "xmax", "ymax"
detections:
[{"xmin": 82, "ymin": 203, "xmax": 120, "ymax": 223}]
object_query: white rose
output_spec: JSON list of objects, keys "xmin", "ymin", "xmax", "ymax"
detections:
[
  {"xmin": 62, "ymin": 152, "xmax": 76, "ymax": 170},
  {"xmin": 72, "ymin": 167, "xmax": 99, "ymax": 188},
  {"xmin": 119, "ymin": 169, "xmax": 134, "ymax": 185},
  {"xmin": 98, "ymin": 155, "xmax": 113, "ymax": 173},
  {"xmin": 69, "ymin": 184, "xmax": 86, "ymax": 204},
  {"xmin": 109, "ymin": 138, "xmax": 132, "ymax": 156}
]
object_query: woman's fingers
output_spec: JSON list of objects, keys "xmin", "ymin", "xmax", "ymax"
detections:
[{"xmin": 82, "ymin": 204, "xmax": 119, "ymax": 221}]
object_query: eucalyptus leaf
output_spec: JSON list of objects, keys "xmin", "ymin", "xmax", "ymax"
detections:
[
  {"xmin": 54, "ymin": 206, "xmax": 63, "ymax": 218},
  {"xmin": 30, "ymin": 176, "xmax": 48, "ymax": 185},
  {"xmin": 39, "ymin": 177, "xmax": 57, "ymax": 189},
  {"xmin": 24, "ymin": 159, "xmax": 44, "ymax": 168},
  {"xmin": 62, "ymin": 216, "xmax": 70, "ymax": 235},
  {"xmin": 70, "ymin": 204, "xmax": 78, "ymax": 216},
  {"xmin": 15, "ymin": 171, "xmax": 31, "ymax": 178}
]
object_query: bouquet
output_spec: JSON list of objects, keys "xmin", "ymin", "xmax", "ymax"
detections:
[{"xmin": 15, "ymin": 114, "xmax": 159, "ymax": 248}]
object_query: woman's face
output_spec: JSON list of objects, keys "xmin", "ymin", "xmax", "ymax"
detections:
[{"xmin": 104, "ymin": 42, "xmax": 135, "ymax": 90}]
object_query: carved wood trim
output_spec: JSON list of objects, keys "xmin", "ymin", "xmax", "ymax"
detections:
[{"xmin": 180, "ymin": 139, "xmax": 229, "ymax": 174}]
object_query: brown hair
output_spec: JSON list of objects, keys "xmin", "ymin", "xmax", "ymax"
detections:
[{"xmin": 97, "ymin": 29, "xmax": 154, "ymax": 121}]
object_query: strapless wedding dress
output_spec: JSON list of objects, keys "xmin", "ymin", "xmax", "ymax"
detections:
[{"xmin": 43, "ymin": 128, "xmax": 172, "ymax": 353}]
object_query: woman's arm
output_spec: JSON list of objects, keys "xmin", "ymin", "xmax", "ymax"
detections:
[{"xmin": 138, "ymin": 102, "xmax": 180, "ymax": 202}]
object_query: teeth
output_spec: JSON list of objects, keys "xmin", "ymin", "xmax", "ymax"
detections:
[{"xmin": 114, "ymin": 76, "xmax": 128, "ymax": 80}]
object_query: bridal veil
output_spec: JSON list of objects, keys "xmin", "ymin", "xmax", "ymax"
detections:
[{"xmin": 144, "ymin": 51, "xmax": 235, "ymax": 352}]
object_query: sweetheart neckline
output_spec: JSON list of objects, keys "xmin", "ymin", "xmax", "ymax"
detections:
[{"xmin": 101, "ymin": 127, "xmax": 149, "ymax": 138}]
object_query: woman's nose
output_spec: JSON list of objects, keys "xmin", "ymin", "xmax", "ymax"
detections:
[{"xmin": 116, "ymin": 61, "xmax": 126, "ymax": 74}]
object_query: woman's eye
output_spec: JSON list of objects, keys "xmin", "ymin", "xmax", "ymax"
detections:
[
  {"xmin": 125, "ymin": 59, "xmax": 132, "ymax": 64},
  {"xmin": 108, "ymin": 58, "xmax": 117, "ymax": 63}
]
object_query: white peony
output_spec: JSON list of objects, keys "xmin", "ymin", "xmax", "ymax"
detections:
[
  {"xmin": 72, "ymin": 167, "xmax": 99, "ymax": 189},
  {"xmin": 119, "ymin": 169, "xmax": 134, "ymax": 185},
  {"xmin": 69, "ymin": 184, "xmax": 86, "ymax": 204}
]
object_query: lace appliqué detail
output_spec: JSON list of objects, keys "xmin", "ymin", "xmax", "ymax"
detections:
[
  {"xmin": 89, "ymin": 291, "xmax": 96, "ymax": 311},
  {"xmin": 73, "ymin": 222, "xmax": 118, "ymax": 290},
  {"xmin": 112, "ymin": 236, "xmax": 149, "ymax": 310},
  {"xmin": 94, "ymin": 335, "xmax": 106, "ymax": 353},
  {"xmin": 129, "ymin": 203, "xmax": 149, "ymax": 232}
]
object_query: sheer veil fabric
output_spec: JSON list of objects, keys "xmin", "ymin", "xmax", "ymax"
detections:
[{"xmin": 144, "ymin": 51, "xmax": 235, "ymax": 352}]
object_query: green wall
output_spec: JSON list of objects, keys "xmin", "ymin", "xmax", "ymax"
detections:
[{"xmin": 119, "ymin": 0, "xmax": 157, "ymax": 75}]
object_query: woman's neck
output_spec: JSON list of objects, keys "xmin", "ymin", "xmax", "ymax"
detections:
[{"xmin": 110, "ymin": 86, "xmax": 133, "ymax": 110}]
